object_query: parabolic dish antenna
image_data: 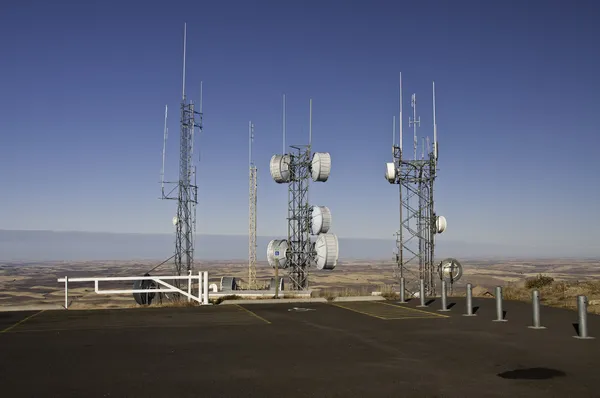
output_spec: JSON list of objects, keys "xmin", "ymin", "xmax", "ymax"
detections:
[
  {"xmin": 267, "ymin": 239, "xmax": 289, "ymax": 269},
  {"xmin": 436, "ymin": 215, "xmax": 447, "ymax": 234},
  {"xmin": 439, "ymin": 258, "xmax": 463, "ymax": 282},
  {"xmin": 133, "ymin": 275, "xmax": 156, "ymax": 305},
  {"xmin": 311, "ymin": 206, "xmax": 332, "ymax": 235},
  {"xmin": 172, "ymin": 216, "xmax": 179, "ymax": 226},
  {"xmin": 314, "ymin": 233, "xmax": 339, "ymax": 270},
  {"xmin": 385, "ymin": 162, "xmax": 396, "ymax": 183},
  {"xmin": 270, "ymin": 154, "xmax": 291, "ymax": 184},
  {"xmin": 311, "ymin": 152, "xmax": 331, "ymax": 182}
]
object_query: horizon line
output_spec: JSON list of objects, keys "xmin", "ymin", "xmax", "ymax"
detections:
[{"xmin": 0, "ymin": 228, "xmax": 403, "ymax": 241}]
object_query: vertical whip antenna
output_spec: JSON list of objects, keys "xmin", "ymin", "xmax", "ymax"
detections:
[
  {"xmin": 409, "ymin": 93, "xmax": 420, "ymax": 160},
  {"xmin": 182, "ymin": 23, "xmax": 187, "ymax": 100},
  {"xmin": 200, "ymin": 81, "xmax": 203, "ymax": 113},
  {"xmin": 393, "ymin": 116, "xmax": 396, "ymax": 147},
  {"xmin": 399, "ymin": 72, "xmax": 403, "ymax": 152},
  {"xmin": 433, "ymin": 81, "xmax": 437, "ymax": 161},
  {"xmin": 199, "ymin": 81, "xmax": 203, "ymax": 163},
  {"xmin": 249, "ymin": 121, "xmax": 253, "ymax": 166},
  {"xmin": 161, "ymin": 105, "xmax": 168, "ymax": 196},
  {"xmin": 412, "ymin": 94, "xmax": 417, "ymax": 160},
  {"xmin": 309, "ymin": 98, "xmax": 312, "ymax": 147},
  {"xmin": 282, "ymin": 94, "xmax": 286, "ymax": 153}
]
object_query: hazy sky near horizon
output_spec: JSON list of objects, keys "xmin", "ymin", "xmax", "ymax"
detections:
[{"xmin": 1, "ymin": 0, "xmax": 599, "ymax": 256}]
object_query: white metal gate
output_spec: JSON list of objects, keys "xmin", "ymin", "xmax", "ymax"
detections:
[{"xmin": 57, "ymin": 271, "xmax": 210, "ymax": 309}]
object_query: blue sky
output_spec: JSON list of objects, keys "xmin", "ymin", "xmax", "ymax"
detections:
[{"xmin": 1, "ymin": 0, "xmax": 599, "ymax": 256}]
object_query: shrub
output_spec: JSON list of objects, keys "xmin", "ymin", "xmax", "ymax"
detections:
[
  {"xmin": 525, "ymin": 274, "xmax": 554, "ymax": 289},
  {"xmin": 212, "ymin": 294, "xmax": 241, "ymax": 305}
]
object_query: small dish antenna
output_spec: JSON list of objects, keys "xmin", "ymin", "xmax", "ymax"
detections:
[
  {"xmin": 270, "ymin": 154, "xmax": 291, "ymax": 183},
  {"xmin": 314, "ymin": 233, "xmax": 339, "ymax": 270},
  {"xmin": 439, "ymin": 258, "xmax": 463, "ymax": 282},
  {"xmin": 267, "ymin": 239, "xmax": 289, "ymax": 268},
  {"xmin": 311, "ymin": 152, "xmax": 331, "ymax": 182},
  {"xmin": 310, "ymin": 206, "xmax": 332, "ymax": 235},
  {"xmin": 172, "ymin": 216, "xmax": 179, "ymax": 226},
  {"xmin": 436, "ymin": 215, "xmax": 447, "ymax": 234},
  {"xmin": 385, "ymin": 162, "xmax": 396, "ymax": 183}
]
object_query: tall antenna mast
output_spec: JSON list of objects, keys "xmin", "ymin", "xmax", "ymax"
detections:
[
  {"xmin": 182, "ymin": 23, "xmax": 187, "ymax": 100},
  {"xmin": 283, "ymin": 94, "xmax": 286, "ymax": 153},
  {"xmin": 385, "ymin": 74, "xmax": 450, "ymax": 300},
  {"xmin": 433, "ymin": 81, "xmax": 438, "ymax": 161},
  {"xmin": 155, "ymin": 23, "xmax": 203, "ymax": 296},
  {"xmin": 248, "ymin": 121, "xmax": 257, "ymax": 289},
  {"xmin": 409, "ymin": 93, "xmax": 420, "ymax": 160}
]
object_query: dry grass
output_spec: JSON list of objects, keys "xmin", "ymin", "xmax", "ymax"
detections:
[
  {"xmin": 313, "ymin": 286, "xmax": 372, "ymax": 301},
  {"xmin": 502, "ymin": 279, "xmax": 600, "ymax": 314},
  {"xmin": 1, "ymin": 260, "xmax": 599, "ymax": 311},
  {"xmin": 313, "ymin": 284, "xmax": 397, "ymax": 301}
]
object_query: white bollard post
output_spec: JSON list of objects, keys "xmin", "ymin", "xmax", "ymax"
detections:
[
  {"xmin": 198, "ymin": 271, "xmax": 202, "ymax": 304},
  {"xmin": 203, "ymin": 271, "xmax": 209, "ymax": 305},
  {"xmin": 187, "ymin": 270, "xmax": 192, "ymax": 302},
  {"xmin": 463, "ymin": 283, "xmax": 476, "ymax": 317},
  {"xmin": 528, "ymin": 290, "xmax": 545, "ymax": 329},
  {"xmin": 417, "ymin": 279, "xmax": 427, "ymax": 307},
  {"xmin": 574, "ymin": 295, "xmax": 595, "ymax": 339},
  {"xmin": 493, "ymin": 286, "xmax": 507, "ymax": 322},
  {"xmin": 399, "ymin": 277, "xmax": 407, "ymax": 303},
  {"xmin": 64, "ymin": 276, "xmax": 69, "ymax": 310},
  {"xmin": 439, "ymin": 280, "xmax": 450, "ymax": 312}
]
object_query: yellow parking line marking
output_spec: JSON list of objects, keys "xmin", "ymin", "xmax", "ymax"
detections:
[
  {"xmin": 0, "ymin": 310, "xmax": 45, "ymax": 334},
  {"xmin": 375, "ymin": 301, "xmax": 449, "ymax": 318},
  {"xmin": 235, "ymin": 304, "xmax": 271, "ymax": 324},
  {"xmin": 332, "ymin": 303, "xmax": 388, "ymax": 320}
]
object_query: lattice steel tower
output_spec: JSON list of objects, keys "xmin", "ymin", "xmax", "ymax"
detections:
[
  {"xmin": 286, "ymin": 141, "xmax": 313, "ymax": 289},
  {"xmin": 160, "ymin": 23, "xmax": 203, "ymax": 282},
  {"xmin": 248, "ymin": 121, "xmax": 258, "ymax": 289},
  {"xmin": 268, "ymin": 97, "xmax": 339, "ymax": 291},
  {"xmin": 386, "ymin": 74, "xmax": 446, "ymax": 297}
]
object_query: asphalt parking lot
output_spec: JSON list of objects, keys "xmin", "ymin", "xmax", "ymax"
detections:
[{"xmin": 1, "ymin": 297, "xmax": 598, "ymax": 397}]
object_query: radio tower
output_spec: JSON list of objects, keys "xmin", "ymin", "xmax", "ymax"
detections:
[
  {"xmin": 268, "ymin": 97, "xmax": 338, "ymax": 291},
  {"xmin": 159, "ymin": 23, "xmax": 203, "ymax": 285},
  {"xmin": 248, "ymin": 121, "xmax": 258, "ymax": 289},
  {"xmin": 386, "ymin": 73, "xmax": 446, "ymax": 297}
]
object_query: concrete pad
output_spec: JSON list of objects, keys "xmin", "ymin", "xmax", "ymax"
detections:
[
  {"xmin": 220, "ymin": 297, "xmax": 328, "ymax": 305},
  {"xmin": 332, "ymin": 295, "xmax": 386, "ymax": 302},
  {"xmin": 0, "ymin": 304, "xmax": 64, "ymax": 312}
]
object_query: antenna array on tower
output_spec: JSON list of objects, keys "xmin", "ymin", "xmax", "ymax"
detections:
[
  {"xmin": 385, "ymin": 74, "xmax": 460, "ymax": 297},
  {"xmin": 267, "ymin": 97, "xmax": 339, "ymax": 291}
]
